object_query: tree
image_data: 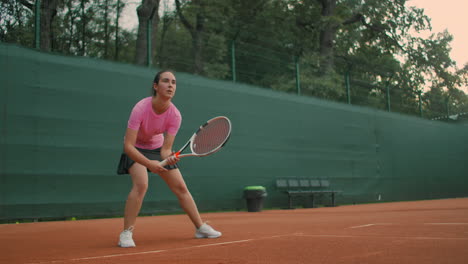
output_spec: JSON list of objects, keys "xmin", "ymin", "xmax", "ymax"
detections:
[
  {"xmin": 174, "ymin": 0, "xmax": 207, "ymax": 74},
  {"xmin": 18, "ymin": 0, "xmax": 62, "ymax": 51},
  {"xmin": 221, "ymin": 0, "xmax": 296, "ymax": 86},
  {"xmin": 134, "ymin": 0, "xmax": 160, "ymax": 66},
  {"xmin": 155, "ymin": 10, "xmax": 175, "ymax": 67},
  {"xmin": 0, "ymin": 0, "xmax": 34, "ymax": 46}
]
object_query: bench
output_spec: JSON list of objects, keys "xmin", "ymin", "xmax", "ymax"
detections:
[{"xmin": 276, "ymin": 178, "xmax": 341, "ymax": 209}]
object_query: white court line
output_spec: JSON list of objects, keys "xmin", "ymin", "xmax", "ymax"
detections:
[
  {"xmin": 424, "ymin": 223, "xmax": 468, "ymax": 225},
  {"xmin": 350, "ymin": 223, "xmax": 468, "ymax": 228},
  {"xmin": 297, "ymin": 234, "xmax": 468, "ymax": 240},
  {"xmin": 349, "ymin": 223, "xmax": 393, "ymax": 229},
  {"xmin": 26, "ymin": 234, "xmax": 296, "ymax": 264},
  {"xmin": 26, "ymin": 250, "xmax": 167, "ymax": 264},
  {"xmin": 349, "ymin": 224, "xmax": 376, "ymax": 229},
  {"xmin": 26, "ymin": 230, "xmax": 468, "ymax": 264}
]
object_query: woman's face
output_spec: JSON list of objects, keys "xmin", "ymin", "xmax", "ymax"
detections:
[{"xmin": 154, "ymin": 71, "xmax": 177, "ymax": 99}]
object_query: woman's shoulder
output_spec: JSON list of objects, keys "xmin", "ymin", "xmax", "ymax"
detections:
[
  {"xmin": 136, "ymin": 96, "xmax": 152, "ymax": 105},
  {"xmin": 129, "ymin": 97, "xmax": 152, "ymax": 117},
  {"xmin": 169, "ymin": 102, "xmax": 181, "ymax": 116},
  {"xmin": 133, "ymin": 96, "xmax": 152, "ymax": 109}
]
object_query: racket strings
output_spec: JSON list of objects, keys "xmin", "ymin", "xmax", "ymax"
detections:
[{"xmin": 192, "ymin": 118, "xmax": 231, "ymax": 155}]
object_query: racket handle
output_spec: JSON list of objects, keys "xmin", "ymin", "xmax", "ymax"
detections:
[
  {"xmin": 159, "ymin": 159, "xmax": 168, "ymax": 167},
  {"xmin": 159, "ymin": 152, "xmax": 180, "ymax": 167}
]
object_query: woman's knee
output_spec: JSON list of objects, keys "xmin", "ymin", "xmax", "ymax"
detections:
[
  {"xmin": 172, "ymin": 183, "xmax": 189, "ymax": 196},
  {"xmin": 132, "ymin": 182, "xmax": 148, "ymax": 197},
  {"xmin": 129, "ymin": 163, "xmax": 149, "ymax": 197},
  {"xmin": 161, "ymin": 170, "xmax": 189, "ymax": 196}
]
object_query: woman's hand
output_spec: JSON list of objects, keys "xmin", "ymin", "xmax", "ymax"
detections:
[
  {"xmin": 164, "ymin": 151, "xmax": 180, "ymax": 165},
  {"xmin": 148, "ymin": 160, "xmax": 168, "ymax": 174}
]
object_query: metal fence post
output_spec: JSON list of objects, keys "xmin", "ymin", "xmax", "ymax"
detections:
[
  {"xmin": 35, "ymin": 0, "xmax": 41, "ymax": 49},
  {"xmin": 345, "ymin": 71, "xmax": 351, "ymax": 104},
  {"xmin": 115, "ymin": 0, "xmax": 121, "ymax": 60},
  {"xmin": 147, "ymin": 18, "xmax": 152, "ymax": 67},
  {"xmin": 386, "ymin": 84, "xmax": 391, "ymax": 112},
  {"xmin": 231, "ymin": 40, "xmax": 236, "ymax": 82},
  {"xmin": 418, "ymin": 90, "xmax": 423, "ymax": 117},
  {"xmin": 446, "ymin": 96, "xmax": 450, "ymax": 117},
  {"xmin": 295, "ymin": 56, "xmax": 301, "ymax": 95}
]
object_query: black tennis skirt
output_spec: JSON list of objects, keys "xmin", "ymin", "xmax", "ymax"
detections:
[{"xmin": 117, "ymin": 147, "xmax": 179, "ymax": 175}]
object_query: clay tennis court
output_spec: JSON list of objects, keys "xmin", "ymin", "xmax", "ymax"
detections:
[{"xmin": 2, "ymin": 198, "xmax": 468, "ymax": 264}]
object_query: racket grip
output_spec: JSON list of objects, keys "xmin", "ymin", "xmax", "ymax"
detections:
[
  {"xmin": 159, "ymin": 159, "xmax": 168, "ymax": 167},
  {"xmin": 159, "ymin": 152, "xmax": 180, "ymax": 167}
]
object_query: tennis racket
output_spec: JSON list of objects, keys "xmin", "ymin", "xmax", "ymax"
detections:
[{"xmin": 160, "ymin": 116, "xmax": 232, "ymax": 166}]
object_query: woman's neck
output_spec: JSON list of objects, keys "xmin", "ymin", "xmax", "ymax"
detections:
[{"xmin": 152, "ymin": 96, "xmax": 171, "ymax": 114}]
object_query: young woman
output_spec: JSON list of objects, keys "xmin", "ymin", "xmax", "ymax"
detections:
[{"xmin": 117, "ymin": 70, "xmax": 221, "ymax": 248}]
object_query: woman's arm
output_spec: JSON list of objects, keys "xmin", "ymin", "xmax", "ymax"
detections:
[
  {"xmin": 123, "ymin": 128, "xmax": 168, "ymax": 173},
  {"xmin": 160, "ymin": 133, "xmax": 180, "ymax": 165}
]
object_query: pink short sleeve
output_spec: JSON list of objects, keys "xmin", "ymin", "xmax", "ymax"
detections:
[
  {"xmin": 166, "ymin": 108, "xmax": 182, "ymax": 135},
  {"xmin": 127, "ymin": 100, "xmax": 145, "ymax": 131}
]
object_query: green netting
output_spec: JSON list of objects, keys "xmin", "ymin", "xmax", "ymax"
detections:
[{"xmin": 1, "ymin": 43, "xmax": 468, "ymax": 220}]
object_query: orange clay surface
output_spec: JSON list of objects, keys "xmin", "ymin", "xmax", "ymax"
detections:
[{"xmin": 1, "ymin": 198, "xmax": 468, "ymax": 264}]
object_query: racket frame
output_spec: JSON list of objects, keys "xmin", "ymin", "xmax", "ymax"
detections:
[{"xmin": 160, "ymin": 116, "xmax": 231, "ymax": 166}]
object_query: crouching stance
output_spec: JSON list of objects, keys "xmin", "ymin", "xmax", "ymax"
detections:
[{"xmin": 117, "ymin": 70, "xmax": 221, "ymax": 247}]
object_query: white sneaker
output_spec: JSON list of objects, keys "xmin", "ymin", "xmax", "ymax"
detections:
[
  {"xmin": 118, "ymin": 227, "xmax": 136, "ymax": 247},
  {"xmin": 195, "ymin": 223, "xmax": 222, "ymax": 239}
]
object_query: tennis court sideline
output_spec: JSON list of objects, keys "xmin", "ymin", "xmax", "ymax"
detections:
[{"xmin": 1, "ymin": 198, "xmax": 468, "ymax": 264}]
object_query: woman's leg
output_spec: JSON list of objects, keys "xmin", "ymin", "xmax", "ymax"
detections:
[
  {"xmin": 123, "ymin": 162, "xmax": 149, "ymax": 230},
  {"xmin": 159, "ymin": 169, "xmax": 203, "ymax": 228}
]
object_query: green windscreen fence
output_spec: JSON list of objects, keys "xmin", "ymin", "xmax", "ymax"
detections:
[{"xmin": 1, "ymin": 43, "xmax": 468, "ymax": 220}]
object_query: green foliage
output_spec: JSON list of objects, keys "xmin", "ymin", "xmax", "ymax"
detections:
[
  {"xmin": 0, "ymin": 0, "xmax": 35, "ymax": 47},
  {"xmin": 1, "ymin": 0, "xmax": 467, "ymax": 119}
]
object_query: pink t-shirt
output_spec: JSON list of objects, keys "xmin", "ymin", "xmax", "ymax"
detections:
[{"xmin": 127, "ymin": 97, "xmax": 182, "ymax": 149}]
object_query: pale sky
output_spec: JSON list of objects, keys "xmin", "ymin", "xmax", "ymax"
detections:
[
  {"xmin": 408, "ymin": 0, "xmax": 468, "ymax": 69},
  {"xmin": 120, "ymin": 0, "xmax": 173, "ymax": 30}
]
